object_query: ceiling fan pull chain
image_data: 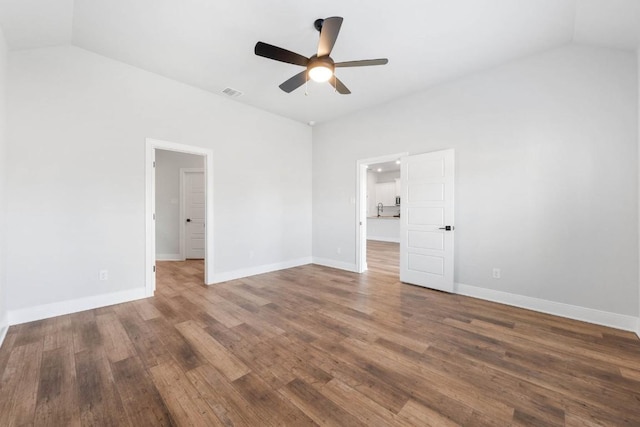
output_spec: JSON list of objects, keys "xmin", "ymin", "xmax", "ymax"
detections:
[{"xmin": 305, "ymin": 77, "xmax": 309, "ymax": 96}]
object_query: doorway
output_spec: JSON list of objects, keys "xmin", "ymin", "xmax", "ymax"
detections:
[
  {"xmin": 356, "ymin": 152, "xmax": 407, "ymax": 275},
  {"xmin": 145, "ymin": 138, "xmax": 214, "ymax": 297},
  {"xmin": 356, "ymin": 149, "xmax": 455, "ymax": 293}
]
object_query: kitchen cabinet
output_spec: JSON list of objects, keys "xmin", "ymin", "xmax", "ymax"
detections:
[
  {"xmin": 375, "ymin": 182, "xmax": 396, "ymax": 206},
  {"xmin": 367, "ymin": 217, "xmax": 400, "ymax": 242}
]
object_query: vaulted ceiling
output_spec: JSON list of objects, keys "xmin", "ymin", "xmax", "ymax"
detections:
[{"xmin": 0, "ymin": 0, "xmax": 638, "ymax": 124}]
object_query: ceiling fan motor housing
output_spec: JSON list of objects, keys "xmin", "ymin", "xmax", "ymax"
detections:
[{"xmin": 308, "ymin": 55, "xmax": 334, "ymax": 71}]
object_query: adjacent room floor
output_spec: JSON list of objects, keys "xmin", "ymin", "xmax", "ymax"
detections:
[
  {"xmin": 0, "ymin": 244, "xmax": 639, "ymax": 425},
  {"xmin": 365, "ymin": 240, "xmax": 400, "ymax": 277}
]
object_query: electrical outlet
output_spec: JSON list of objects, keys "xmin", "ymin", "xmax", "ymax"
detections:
[
  {"xmin": 492, "ymin": 268, "xmax": 501, "ymax": 279},
  {"xmin": 249, "ymin": 250, "xmax": 254, "ymax": 260},
  {"xmin": 337, "ymin": 247, "xmax": 342, "ymax": 254},
  {"xmin": 99, "ymin": 270, "xmax": 109, "ymax": 281}
]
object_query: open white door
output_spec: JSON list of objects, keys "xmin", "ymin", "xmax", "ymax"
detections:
[
  {"xmin": 183, "ymin": 170, "xmax": 206, "ymax": 259},
  {"xmin": 400, "ymin": 149, "xmax": 455, "ymax": 292}
]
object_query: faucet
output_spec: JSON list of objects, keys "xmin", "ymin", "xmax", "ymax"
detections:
[{"xmin": 377, "ymin": 203, "xmax": 384, "ymax": 217}]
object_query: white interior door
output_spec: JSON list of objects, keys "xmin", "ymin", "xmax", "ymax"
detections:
[
  {"xmin": 184, "ymin": 170, "xmax": 205, "ymax": 259},
  {"xmin": 400, "ymin": 149, "xmax": 455, "ymax": 292}
]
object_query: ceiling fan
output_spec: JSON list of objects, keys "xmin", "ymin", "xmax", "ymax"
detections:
[{"xmin": 254, "ymin": 17, "xmax": 388, "ymax": 94}]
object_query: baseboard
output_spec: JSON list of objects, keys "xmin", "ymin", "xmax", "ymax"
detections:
[
  {"xmin": 156, "ymin": 253, "xmax": 183, "ymax": 261},
  {"xmin": 8, "ymin": 287, "xmax": 148, "ymax": 326},
  {"xmin": 367, "ymin": 236, "xmax": 400, "ymax": 243},
  {"xmin": 0, "ymin": 312, "xmax": 8, "ymax": 349},
  {"xmin": 0, "ymin": 325, "xmax": 7, "ymax": 349},
  {"xmin": 312, "ymin": 257, "xmax": 358, "ymax": 273},
  {"xmin": 456, "ymin": 282, "xmax": 639, "ymax": 333},
  {"xmin": 211, "ymin": 257, "xmax": 312, "ymax": 284}
]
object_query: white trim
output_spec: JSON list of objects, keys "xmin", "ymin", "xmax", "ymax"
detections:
[
  {"xmin": 0, "ymin": 326, "xmax": 7, "ymax": 349},
  {"xmin": 312, "ymin": 257, "xmax": 359, "ymax": 273},
  {"xmin": 180, "ymin": 168, "xmax": 205, "ymax": 261},
  {"xmin": 367, "ymin": 236, "xmax": 400, "ymax": 243},
  {"xmin": 356, "ymin": 152, "xmax": 408, "ymax": 274},
  {"xmin": 212, "ymin": 257, "xmax": 312, "ymax": 283},
  {"xmin": 456, "ymin": 282, "xmax": 639, "ymax": 333},
  {"xmin": 156, "ymin": 253, "xmax": 183, "ymax": 261},
  {"xmin": 146, "ymin": 138, "xmax": 215, "ymax": 297},
  {"xmin": 356, "ymin": 163, "xmax": 368, "ymax": 274},
  {"xmin": 7, "ymin": 288, "xmax": 147, "ymax": 326},
  {"xmin": 0, "ymin": 312, "xmax": 8, "ymax": 349},
  {"xmin": 637, "ymin": 49, "xmax": 640, "ymax": 340}
]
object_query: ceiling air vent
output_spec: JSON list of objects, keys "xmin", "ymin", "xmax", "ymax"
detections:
[{"xmin": 222, "ymin": 87, "xmax": 243, "ymax": 98}]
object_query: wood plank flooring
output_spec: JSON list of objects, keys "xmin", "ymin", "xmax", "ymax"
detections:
[
  {"xmin": 366, "ymin": 240, "xmax": 400, "ymax": 277},
  {"xmin": 1, "ymin": 242, "xmax": 639, "ymax": 426}
]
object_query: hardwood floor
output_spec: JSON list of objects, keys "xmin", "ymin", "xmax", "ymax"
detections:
[
  {"xmin": 1, "ymin": 244, "xmax": 639, "ymax": 426},
  {"xmin": 366, "ymin": 240, "xmax": 399, "ymax": 277}
]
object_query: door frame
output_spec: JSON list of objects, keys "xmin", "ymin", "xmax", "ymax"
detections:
[
  {"xmin": 145, "ymin": 138, "xmax": 214, "ymax": 297},
  {"xmin": 180, "ymin": 168, "xmax": 205, "ymax": 260},
  {"xmin": 355, "ymin": 152, "xmax": 408, "ymax": 273}
]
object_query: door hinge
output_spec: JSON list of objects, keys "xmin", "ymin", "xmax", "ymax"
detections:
[
  {"xmin": 153, "ymin": 265, "xmax": 156, "ymax": 273},
  {"xmin": 153, "ymin": 161, "xmax": 156, "ymax": 168},
  {"xmin": 153, "ymin": 213, "xmax": 156, "ymax": 220}
]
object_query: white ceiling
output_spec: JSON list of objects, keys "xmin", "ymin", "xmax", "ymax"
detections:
[
  {"xmin": 369, "ymin": 160, "xmax": 401, "ymax": 173},
  {"xmin": 1, "ymin": 0, "xmax": 639, "ymax": 124}
]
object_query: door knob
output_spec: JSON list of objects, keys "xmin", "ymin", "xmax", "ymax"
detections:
[
  {"xmin": 438, "ymin": 225, "xmax": 454, "ymax": 231},
  {"xmin": 186, "ymin": 218, "xmax": 191, "ymax": 222}
]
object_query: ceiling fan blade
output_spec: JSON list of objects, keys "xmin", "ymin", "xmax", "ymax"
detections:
[
  {"xmin": 255, "ymin": 42, "xmax": 309, "ymax": 67},
  {"xmin": 335, "ymin": 58, "xmax": 389, "ymax": 68},
  {"xmin": 329, "ymin": 76, "xmax": 351, "ymax": 95},
  {"xmin": 317, "ymin": 16, "xmax": 343, "ymax": 57},
  {"xmin": 279, "ymin": 70, "xmax": 308, "ymax": 93}
]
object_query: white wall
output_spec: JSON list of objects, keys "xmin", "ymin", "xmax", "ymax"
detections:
[
  {"xmin": 313, "ymin": 44, "xmax": 639, "ymax": 318},
  {"xmin": 0, "ymin": 26, "xmax": 8, "ymax": 337},
  {"xmin": 155, "ymin": 150, "xmax": 204, "ymax": 259},
  {"xmin": 6, "ymin": 45, "xmax": 312, "ymax": 313}
]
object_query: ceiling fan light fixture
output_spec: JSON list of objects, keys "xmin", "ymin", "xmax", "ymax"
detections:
[{"xmin": 308, "ymin": 63, "xmax": 333, "ymax": 82}]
